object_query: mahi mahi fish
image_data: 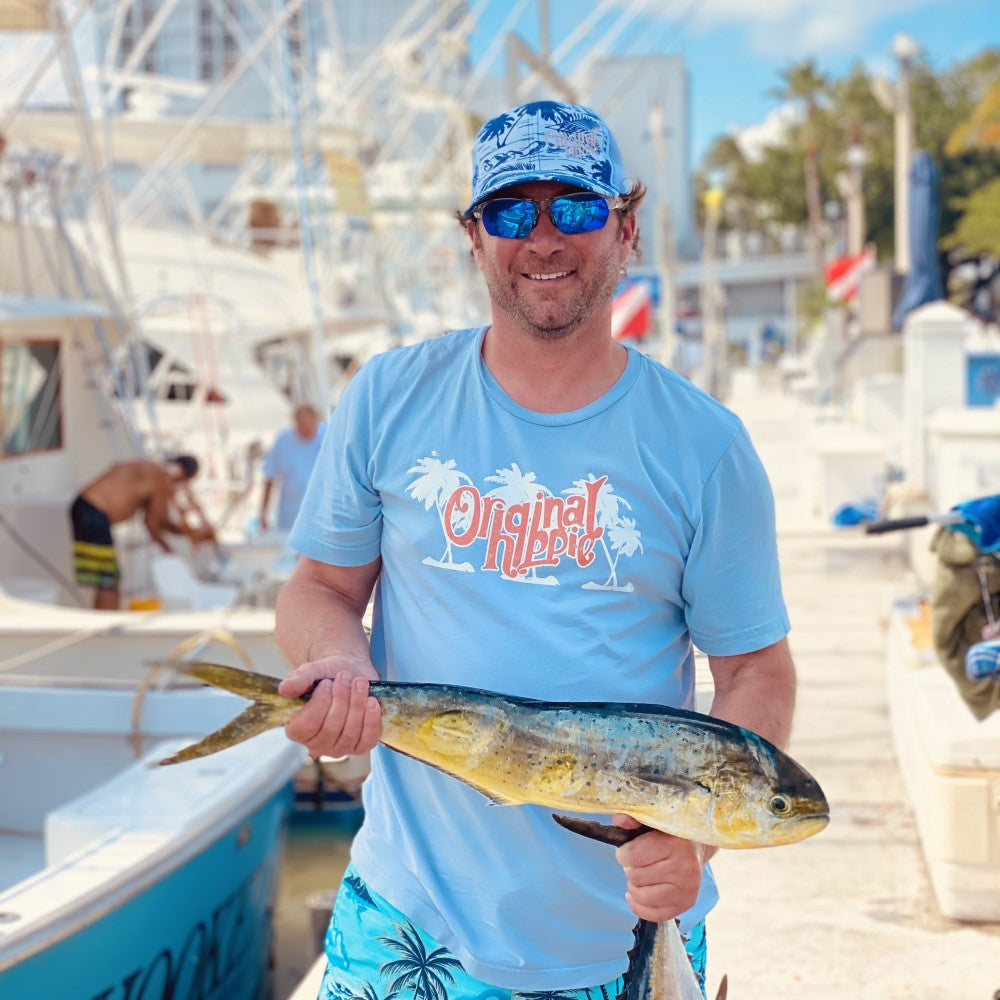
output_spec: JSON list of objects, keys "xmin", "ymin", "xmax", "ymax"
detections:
[{"xmin": 157, "ymin": 660, "xmax": 828, "ymax": 850}]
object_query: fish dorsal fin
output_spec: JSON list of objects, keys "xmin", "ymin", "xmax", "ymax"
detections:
[{"xmin": 159, "ymin": 702, "xmax": 276, "ymax": 764}]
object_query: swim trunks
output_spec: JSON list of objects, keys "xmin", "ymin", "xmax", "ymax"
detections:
[
  {"xmin": 70, "ymin": 496, "xmax": 120, "ymax": 589},
  {"xmin": 317, "ymin": 864, "xmax": 708, "ymax": 1000}
]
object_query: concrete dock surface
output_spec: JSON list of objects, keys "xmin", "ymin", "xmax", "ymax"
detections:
[{"xmin": 705, "ymin": 375, "xmax": 1000, "ymax": 1000}]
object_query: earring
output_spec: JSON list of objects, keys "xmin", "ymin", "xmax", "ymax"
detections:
[{"xmin": 619, "ymin": 265, "xmax": 627, "ymax": 277}]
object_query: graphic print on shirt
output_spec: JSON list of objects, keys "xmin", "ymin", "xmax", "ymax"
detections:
[{"xmin": 406, "ymin": 454, "xmax": 643, "ymax": 591}]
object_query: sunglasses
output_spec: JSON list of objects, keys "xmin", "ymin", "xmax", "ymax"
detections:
[{"xmin": 472, "ymin": 191, "xmax": 624, "ymax": 239}]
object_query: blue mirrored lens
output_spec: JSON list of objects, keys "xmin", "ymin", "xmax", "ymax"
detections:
[
  {"xmin": 550, "ymin": 195, "xmax": 610, "ymax": 234},
  {"xmin": 480, "ymin": 199, "xmax": 538, "ymax": 238},
  {"xmin": 478, "ymin": 193, "xmax": 611, "ymax": 239}
]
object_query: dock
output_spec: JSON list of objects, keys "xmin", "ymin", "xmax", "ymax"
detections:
[{"xmin": 705, "ymin": 374, "xmax": 1000, "ymax": 998}]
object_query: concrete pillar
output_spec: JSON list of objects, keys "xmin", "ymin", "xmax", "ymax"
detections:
[{"xmin": 902, "ymin": 300, "xmax": 970, "ymax": 491}]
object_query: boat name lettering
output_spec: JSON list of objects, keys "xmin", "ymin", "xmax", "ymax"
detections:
[{"xmin": 88, "ymin": 868, "xmax": 260, "ymax": 1000}]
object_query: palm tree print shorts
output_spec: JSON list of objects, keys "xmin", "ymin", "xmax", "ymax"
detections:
[{"xmin": 317, "ymin": 865, "xmax": 708, "ymax": 1000}]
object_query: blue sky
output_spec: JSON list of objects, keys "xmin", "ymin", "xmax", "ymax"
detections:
[{"xmin": 468, "ymin": 0, "xmax": 1000, "ymax": 167}]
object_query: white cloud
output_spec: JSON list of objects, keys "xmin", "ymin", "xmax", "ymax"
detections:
[
  {"xmin": 683, "ymin": 0, "xmax": 936, "ymax": 60},
  {"xmin": 732, "ymin": 103, "xmax": 799, "ymax": 162}
]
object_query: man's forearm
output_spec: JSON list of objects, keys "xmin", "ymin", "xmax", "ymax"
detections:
[
  {"xmin": 707, "ymin": 638, "xmax": 797, "ymax": 751},
  {"xmin": 274, "ymin": 571, "xmax": 375, "ymax": 674}
]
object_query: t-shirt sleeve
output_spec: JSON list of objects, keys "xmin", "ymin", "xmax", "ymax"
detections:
[
  {"xmin": 288, "ymin": 369, "xmax": 382, "ymax": 566},
  {"xmin": 682, "ymin": 424, "xmax": 790, "ymax": 655},
  {"xmin": 261, "ymin": 437, "xmax": 279, "ymax": 479}
]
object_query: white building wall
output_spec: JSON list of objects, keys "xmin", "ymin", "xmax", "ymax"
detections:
[{"xmin": 584, "ymin": 55, "xmax": 694, "ymax": 262}]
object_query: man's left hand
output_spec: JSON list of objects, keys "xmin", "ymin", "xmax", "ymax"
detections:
[{"xmin": 612, "ymin": 814, "xmax": 714, "ymax": 922}]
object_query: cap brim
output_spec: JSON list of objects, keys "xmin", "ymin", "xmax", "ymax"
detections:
[{"xmin": 465, "ymin": 170, "xmax": 623, "ymax": 214}]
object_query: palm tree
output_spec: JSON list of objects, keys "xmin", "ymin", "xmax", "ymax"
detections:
[
  {"xmin": 604, "ymin": 517, "xmax": 644, "ymax": 590},
  {"xmin": 518, "ymin": 991, "xmax": 585, "ymax": 1000},
  {"xmin": 484, "ymin": 463, "xmax": 551, "ymax": 505},
  {"xmin": 563, "ymin": 474, "xmax": 635, "ymax": 590},
  {"xmin": 485, "ymin": 463, "xmax": 554, "ymax": 580},
  {"xmin": 946, "ymin": 76, "xmax": 1000, "ymax": 153},
  {"xmin": 342, "ymin": 981, "xmax": 395, "ymax": 1000},
  {"xmin": 406, "ymin": 454, "xmax": 474, "ymax": 567},
  {"xmin": 378, "ymin": 920, "xmax": 464, "ymax": 1000},
  {"xmin": 770, "ymin": 59, "xmax": 829, "ymax": 274}
]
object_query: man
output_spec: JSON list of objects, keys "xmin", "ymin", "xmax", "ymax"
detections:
[
  {"xmin": 70, "ymin": 455, "xmax": 216, "ymax": 610},
  {"xmin": 275, "ymin": 101, "xmax": 795, "ymax": 999},
  {"xmin": 258, "ymin": 403, "xmax": 325, "ymax": 533}
]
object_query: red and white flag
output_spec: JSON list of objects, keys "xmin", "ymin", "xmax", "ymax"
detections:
[
  {"xmin": 612, "ymin": 281, "xmax": 653, "ymax": 341},
  {"xmin": 825, "ymin": 245, "xmax": 876, "ymax": 303}
]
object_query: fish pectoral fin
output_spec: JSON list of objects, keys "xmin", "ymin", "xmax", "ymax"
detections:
[
  {"xmin": 159, "ymin": 702, "xmax": 280, "ymax": 764},
  {"xmin": 633, "ymin": 770, "xmax": 709, "ymax": 791},
  {"xmin": 551, "ymin": 813, "xmax": 647, "ymax": 847}
]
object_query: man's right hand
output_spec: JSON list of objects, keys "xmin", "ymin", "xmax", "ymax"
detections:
[{"xmin": 279, "ymin": 659, "xmax": 382, "ymax": 758}]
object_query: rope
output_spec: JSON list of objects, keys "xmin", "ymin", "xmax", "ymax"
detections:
[
  {"xmin": 129, "ymin": 628, "xmax": 255, "ymax": 758},
  {"xmin": 0, "ymin": 510, "xmax": 84, "ymax": 607}
]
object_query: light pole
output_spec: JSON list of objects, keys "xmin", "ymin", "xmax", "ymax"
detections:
[
  {"xmin": 870, "ymin": 33, "xmax": 920, "ymax": 275},
  {"xmin": 648, "ymin": 100, "xmax": 676, "ymax": 370},
  {"xmin": 843, "ymin": 143, "xmax": 867, "ymax": 258},
  {"xmin": 891, "ymin": 33, "xmax": 920, "ymax": 275},
  {"xmin": 699, "ymin": 186, "xmax": 726, "ymax": 401}
]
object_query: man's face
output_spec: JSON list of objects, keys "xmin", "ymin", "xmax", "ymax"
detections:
[
  {"xmin": 468, "ymin": 181, "xmax": 635, "ymax": 342},
  {"xmin": 294, "ymin": 409, "xmax": 319, "ymax": 439}
]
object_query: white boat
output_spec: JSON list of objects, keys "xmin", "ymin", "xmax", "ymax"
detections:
[
  {"xmin": 0, "ymin": 673, "xmax": 305, "ymax": 998},
  {"xmin": 0, "ymin": 15, "xmax": 312, "ymax": 985},
  {"xmin": 0, "ymin": 268, "xmax": 292, "ymax": 672}
]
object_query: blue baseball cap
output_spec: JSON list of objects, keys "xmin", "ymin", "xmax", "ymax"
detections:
[{"xmin": 465, "ymin": 100, "xmax": 630, "ymax": 213}]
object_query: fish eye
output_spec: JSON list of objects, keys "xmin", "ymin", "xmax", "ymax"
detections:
[{"xmin": 769, "ymin": 794, "xmax": 790, "ymax": 816}]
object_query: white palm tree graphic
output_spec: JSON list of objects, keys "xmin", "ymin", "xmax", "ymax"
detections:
[
  {"xmin": 485, "ymin": 463, "xmax": 558, "ymax": 585},
  {"xmin": 564, "ymin": 473, "xmax": 641, "ymax": 592},
  {"xmin": 406, "ymin": 454, "xmax": 475, "ymax": 572}
]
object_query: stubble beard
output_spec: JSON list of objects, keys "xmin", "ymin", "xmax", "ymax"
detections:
[{"xmin": 481, "ymin": 244, "xmax": 624, "ymax": 343}]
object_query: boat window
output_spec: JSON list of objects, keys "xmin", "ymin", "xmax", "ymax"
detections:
[
  {"xmin": 112, "ymin": 340, "xmax": 163, "ymax": 399},
  {"xmin": 1, "ymin": 340, "xmax": 63, "ymax": 456},
  {"xmin": 165, "ymin": 361, "xmax": 197, "ymax": 402}
]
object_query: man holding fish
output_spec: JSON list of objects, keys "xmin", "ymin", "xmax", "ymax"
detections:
[{"xmin": 274, "ymin": 101, "xmax": 802, "ymax": 1000}]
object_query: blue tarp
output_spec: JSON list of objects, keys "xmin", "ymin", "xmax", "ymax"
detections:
[{"xmin": 950, "ymin": 494, "xmax": 1000, "ymax": 553}]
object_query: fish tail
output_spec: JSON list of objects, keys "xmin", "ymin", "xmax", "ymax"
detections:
[
  {"xmin": 146, "ymin": 659, "xmax": 286, "ymax": 702},
  {"xmin": 159, "ymin": 702, "xmax": 283, "ymax": 764}
]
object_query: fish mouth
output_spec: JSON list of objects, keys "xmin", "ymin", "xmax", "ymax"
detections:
[{"xmin": 774, "ymin": 804, "xmax": 830, "ymax": 844}]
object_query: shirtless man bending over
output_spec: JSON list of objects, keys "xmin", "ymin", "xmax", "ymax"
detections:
[{"xmin": 70, "ymin": 455, "xmax": 216, "ymax": 610}]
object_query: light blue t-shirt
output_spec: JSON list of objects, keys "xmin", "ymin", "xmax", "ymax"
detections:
[
  {"xmin": 262, "ymin": 423, "xmax": 326, "ymax": 530},
  {"xmin": 290, "ymin": 327, "xmax": 789, "ymax": 990}
]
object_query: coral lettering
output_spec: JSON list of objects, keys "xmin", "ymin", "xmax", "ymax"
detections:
[{"xmin": 441, "ymin": 478, "xmax": 606, "ymax": 576}]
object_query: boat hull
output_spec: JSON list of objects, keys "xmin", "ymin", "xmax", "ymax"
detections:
[
  {"xmin": 0, "ymin": 681, "xmax": 305, "ymax": 1000},
  {"xmin": 0, "ymin": 785, "xmax": 292, "ymax": 1000}
]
